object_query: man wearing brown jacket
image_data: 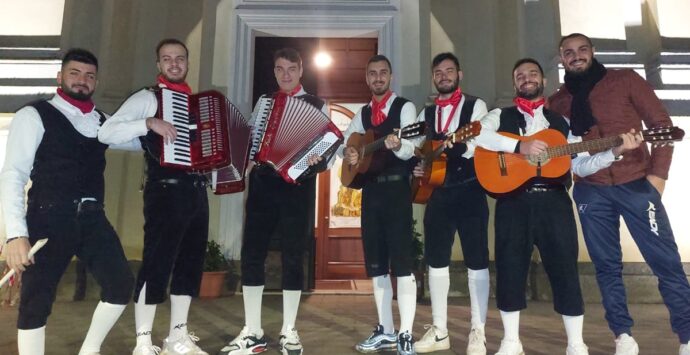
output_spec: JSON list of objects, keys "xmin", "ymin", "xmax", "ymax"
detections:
[{"xmin": 549, "ymin": 32, "xmax": 690, "ymax": 355}]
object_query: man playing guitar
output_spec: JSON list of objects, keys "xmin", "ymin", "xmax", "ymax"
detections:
[
  {"xmin": 473, "ymin": 58, "xmax": 640, "ymax": 355},
  {"xmin": 411, "ymin": 52, "xmax": 490, "ymax": 355},
  {"xmin": 342, "ymin": 55, "xmax": 419, "ymax": 355}
]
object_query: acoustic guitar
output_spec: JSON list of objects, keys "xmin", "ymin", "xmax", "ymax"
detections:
[
  {"xmin": 474, "ymin": 126, "xmax": 685, "ymax": 194},
  {"xmin": 412, "ymin": 121, "xmax": 482, "ymax": 204},
  {"xmin": 340, "ymin": 122, "xmax": 426, "ymax": 189}
]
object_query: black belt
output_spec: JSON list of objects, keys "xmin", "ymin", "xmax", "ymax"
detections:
[
  {"xmin": 373, "ymin": 174, "xmax": 406, "ymax": 183},
  {"xmin": 29, "ymin": 199, "xmax": 103, "ymax": 214},
  {"xmin": 153, "ymin": 178, "xmax": 207, "ymax": 188},
  {"xmin": 525, "ymin": 184, "xmax": 566, "ymax": 193}
]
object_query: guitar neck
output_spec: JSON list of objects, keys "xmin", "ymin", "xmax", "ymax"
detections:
[
  {"xmin": 362, "ymin": 137, "xmax": 388, "ymax": 156},
  {"xmin": 546, "ymin": 135, "xmax": 622, "ymax": 158}
]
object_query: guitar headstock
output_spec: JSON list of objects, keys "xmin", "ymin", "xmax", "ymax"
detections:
[
  {"xmin": 642, "ymin": 126, "xmax": 685, "ymax": 147},
  {"xmin": 452, "ymin": 121, "xmax": 482, "ymax": 143},
  {"xmin": 399, "ymin": 121, "xmax": 427, "ymax": 139}
]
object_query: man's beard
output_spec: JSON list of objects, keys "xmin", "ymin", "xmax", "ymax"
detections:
[
  {"xmin": 371, "ymin": 84, "xmax": 389, "ymax": 96},
  {"xmin": 62, "ymin": 85, "xmax": 93, "ymax": 101},
  {"xmin": 435, "ymin": 79, "xmax": 458, "ymax": 94},
  {"xmin": 516, "ymin": 83, "xmax": 544, "ymax": 100},
  {"xmin": 565, "ymin": 59, "xmax": 592, "ymax": 78}
]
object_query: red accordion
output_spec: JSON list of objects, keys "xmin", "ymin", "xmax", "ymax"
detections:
[
  {"xmin": 249, "ymin": 93, "xmax": 343, "ymax": 183},
  {"xmin": 156, "ymin": 88, "xmax": 252, "ymax": 193}
]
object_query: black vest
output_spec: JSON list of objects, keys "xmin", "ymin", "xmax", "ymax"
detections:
[
  {"xmin": 498, "ymin": 106, "xmax": 572, "ymax": 187},
  {"xmin": 361, "ymin": 97, "xmax": 412, "ymax": 177},
  {"xmin": 27, "ymin": 100, "xmax": 108, "ymax": 206},
  {"xmin": 423, "ymin": 94, "xmax": 478, "ymax": 187}
]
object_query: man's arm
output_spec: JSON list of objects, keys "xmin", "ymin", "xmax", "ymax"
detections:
[
  {"xmin": 98, "ymin": 89, "xmax": 159, "ymax": 145},
  {"xmin": 462, "ymin": 98, "xmax": 489, "ymax": 158},
  {"xmin": 0, "ymin": 107, "xmax": 44, "ymax": 272},
  {"xmin": 571, "ymin": 128, "xmax": 642, "ymax": 177},
  {"xmin": 627, "ymin": 71, "xmax": 673, "ymax": 193},
  {"xmin": 340, "ymin": 107, "xmax": 366, "ymax": 166},
  {"xmin": 474, "ymin": 108, "xmax": 521, "ymax": 153},
  {"xmin": 390, "ymin": 101, "xmax": 418, "ymax": 160}
]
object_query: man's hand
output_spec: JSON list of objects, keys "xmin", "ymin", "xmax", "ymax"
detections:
[
  {"xmin": 413, "ymin": 161, "xmax": 425, "ymax": 177},
  {"xmin": 384, "ymin": 134, "xmax": 402, "ymax": 151},
  {"xmin": 307, "ymin": 154, "xmax": 323, "ymax": 166},
  {"xmin": 345, "ymin": 147, "xmax": 360, "ymax": 166},
  {"xmin": 612, "ymin": 129, "xmax": 643, "ymax": 157},
  {"xmin": 519, "ymin": 139, "xmax": 548, "ymax": 155},
  {"xmin": 647, "ymin": 174, "xmax": 666, "ymax": 196},
  {"xmin": 2, "ymin": 238, "xmax": 33, "ymax": 274},
  {"xmin": 146, "ymin": 118, "xmax": 177, "ymax": 144}
]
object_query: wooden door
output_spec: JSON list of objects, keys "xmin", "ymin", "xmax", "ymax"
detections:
[{"xmin": 314, "ymin": 103, "xmax": 369, "ymax": 287}]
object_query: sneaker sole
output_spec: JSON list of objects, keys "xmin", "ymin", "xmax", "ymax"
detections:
[
  {"xmin": 355, "ymin": 344, "xmax": 398, "ymax": 353},
  {"xmin": 415, "ymin": 343, "xmax": 452, "ymax": 353}
]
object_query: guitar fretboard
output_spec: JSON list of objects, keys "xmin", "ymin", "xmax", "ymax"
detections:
[{"xmin": 546, "ymin": 136, "xmax": 623, "ymax": 159}]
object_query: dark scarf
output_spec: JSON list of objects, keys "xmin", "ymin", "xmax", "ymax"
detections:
[{"xmin": 563, "ymin": 58, "xmax": 607, "ymax": 136}]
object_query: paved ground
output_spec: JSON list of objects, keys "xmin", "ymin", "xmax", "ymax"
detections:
[{"xmin": 0, "ymin": 294, "xmax": 681, "ymax": 354}]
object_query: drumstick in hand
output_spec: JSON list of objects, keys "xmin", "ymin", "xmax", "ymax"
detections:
[{"xmin": 0, "ymin": 238, "xmax": 48, "ymax": 287}]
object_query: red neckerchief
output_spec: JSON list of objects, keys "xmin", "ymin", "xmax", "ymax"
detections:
[
  {"xmin": 56, "ymin": 88, "xmax": 94, "ymax": 114},
  {"xmin": 513, "ymin": 96, "xmax": 545, "ymax": 117},
  {"xmin": 157, "ymin": 74, "xmax": 192, "ymax": 94},
  {"xmin": 288, "ymin": 84, "xmax": 303, "ymax": 97},
  {"xmin": 434, "ymin": 89, "xmax": 462, "ymax": 133},
  {"xmin": 371, "ymin": 90, "xmax": 393, "ymax": 126}
]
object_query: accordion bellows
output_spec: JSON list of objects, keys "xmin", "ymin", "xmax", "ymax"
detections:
[{"xmin": 250, "ymin": 93, "xmax": 343, "ymax": 183}]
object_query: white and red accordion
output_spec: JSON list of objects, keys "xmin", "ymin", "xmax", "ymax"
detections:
[
  {"xmin": 249, "ymin": 93, "xmax": 343, "ymax": 183},
  {"xmin": 156, "ymin": 88, "xmax": 252, "ymax": 193}
]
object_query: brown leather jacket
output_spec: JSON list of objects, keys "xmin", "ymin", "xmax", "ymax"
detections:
[{"xmin": 548, "ymin": 69, "xmax": 673, "ymax": 185}]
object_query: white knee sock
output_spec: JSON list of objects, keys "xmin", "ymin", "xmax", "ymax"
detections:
[
  {"xmin": 562, "ymin": 315, "xmax": 585, "ymax": 346},
  {"xmin": 135, "ymin": 283, "xmax": 157, "ymax": 347},
  {"xmin": 243, "ymin": 285, "xmax": 264, "ymax": 334},
  {"xmin": 18, "ymin": 326, "xmax": 45, "ymax": 355},
  {"xmin": 372, "ymin": 275, "xmax": 394, "ymax": 334},
  {"xmin": 397, "ymin": 274, "xmax": 417, "ymax": 334},
  {"xmin": 468, "ymin": 268, "xmax": 490, "ymax": 330},
  {"xmin": 168, "ymin": 294, "xmax": 192, "ymax": 340},
  {"xmin": 79, "ymin": 302, "xmax": 127, "ymax": 354},
  {"xmin": 428, "ymin": 266, "xmax": 450, "ymax": 331},
  {"xmin": 281, "ymin": 290, "xmax": 302, "ymax": 333},
  {"xmin": 500, "ymin": 310, "xmax": 520, "ymax": 341}
]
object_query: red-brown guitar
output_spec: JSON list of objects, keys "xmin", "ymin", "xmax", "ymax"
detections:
[
  {"xmin": 474, "ymin": 126, "xmax": 685, "ymax": 194},
  {"xmin": 412, "ymin": 121, "xmax": 482, "ymax": 204}
]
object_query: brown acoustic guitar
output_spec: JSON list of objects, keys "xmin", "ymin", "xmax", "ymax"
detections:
[
  {"xmin": 412, "ymin": 121, "xmax": 482, "ymax": 204},
  {"xmin": 341, "ymin": 122, "xmax": 426, "ymax": 189},
  {"xmin": 474, "ymin": 126, "xmax": 685, "ymax": 194}
]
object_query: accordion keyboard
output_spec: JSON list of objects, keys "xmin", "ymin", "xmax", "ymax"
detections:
[
  {"xmin": 162, "ymin": 89, "xmax": 194, "ymax": 166},
  {"xmin": 248, "ymin": 97, "xmax": 273, "ymax": 160}
]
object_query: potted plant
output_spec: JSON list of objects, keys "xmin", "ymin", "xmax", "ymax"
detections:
[{"xmin": 198, "ymin": 240, "xmax": 228, "ymax": 299}]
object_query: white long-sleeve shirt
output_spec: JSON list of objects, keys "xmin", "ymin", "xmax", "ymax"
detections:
[
  {"xmin": 340, "ymin": 93, "xmax": 418, "ymax": 161},
  {"xmin": 98, "ymin": 88, "xmax": 157, "ymax": 145},
  {"xmin": 474, "ymin": 105, "xmax": 617, "ymax": 178},
  {"xmin": 415, "ymin": 96, "xmax": 489, "ymax": 159},
  {"xmin": 0, "ymin": 94, "xmax": 141, "ymax": 241}
]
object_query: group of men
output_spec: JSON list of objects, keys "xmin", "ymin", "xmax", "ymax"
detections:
[{"xmin": 0, "ymin": 31, "xmax": 688, "ymax": 355}]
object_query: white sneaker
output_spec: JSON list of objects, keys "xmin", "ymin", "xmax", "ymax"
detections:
[
  {"xmin": 133, "ymin": 344, "xmax": 162, "ymax": 355},
  {"xmin": 218, "ymin": 326, "xmax": 268, "ymax": 355},
  {"xmin": 161, "ymin": 333, "xmax": 208, "ymax": 355},
  {"xmin": 614, "ymin": 334, "xmax": 639, "ymax": 355},
  {"xmin": 679, "ymin": 342, "xmax": 690, "ymax": 355},
  {"xmin": 495, "ymin": 339, "xmax": 524, "ymax": 355},
  {"xmin": 566, "ymin": 342, "xmax": 589, "ymax": 355},
  {"xmin": 467, "ymin": 327, "xmax": 487, "ymax": 355},
  {"xmin": 414, "ymin": 325, "xmax": 450, "ymax": 353},
  {"xmin": 279, "ymin": 328, "xmax": 303, "ymax": 355}
]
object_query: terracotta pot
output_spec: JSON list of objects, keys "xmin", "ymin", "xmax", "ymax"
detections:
[{"xmin": 199, "ymin": 271, "xmax": 227, "ymax": 299}]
